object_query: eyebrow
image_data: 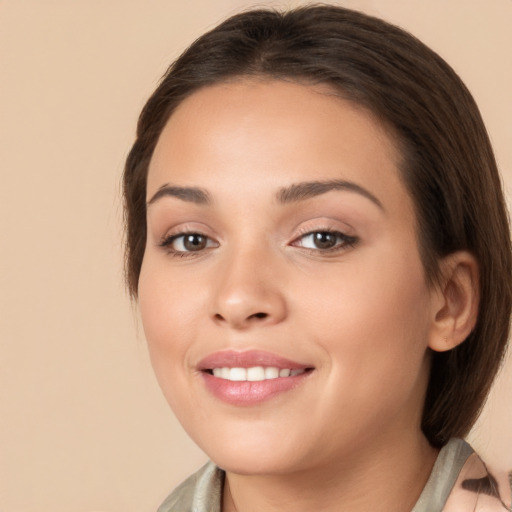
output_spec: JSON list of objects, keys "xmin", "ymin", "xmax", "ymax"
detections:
[
  {"xmin": 147, "ymin": 179, "xmax": 384, "ymax": 210},
  {"xmin": 276, "ymin": 179, "xmax": 384, "ymax": 210},
  {"xmin": 147, "ymin": 184, "xmax": 211, "ymax": 205}
]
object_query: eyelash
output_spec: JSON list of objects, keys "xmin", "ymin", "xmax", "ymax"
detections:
[
  {"xmin": 159, "ymin": 228, "xmax": 358, "ymax": 258},
  {"xmin": 291, "ymin": 228, "xmax": 358, "ymax": 254},
  {"xmin": 159, "ymin": 231, "xmax": 218, "ymax": 258}
]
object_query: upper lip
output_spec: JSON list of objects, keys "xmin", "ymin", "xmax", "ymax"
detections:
[{"xmin": 197, "ymin": 350, "xmax": 312, "ymax": 370}]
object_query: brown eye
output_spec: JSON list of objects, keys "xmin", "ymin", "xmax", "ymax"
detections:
[
  {"xmin": 293, "ymin": 230, "xmax": 358, "ymax": 252},
  {"xmin": 310, "ymin": 232, "xmax": 338, "ymax": 249},
  {"xmin": 160, "ymin": 232, "xmax": 218, "ymax": 254},
  {"xmin": 182, "ymin": 234, "xmax": 208, "ymax": 251}
]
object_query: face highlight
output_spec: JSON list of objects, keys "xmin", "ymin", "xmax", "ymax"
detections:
[{"xmin": 138, "ymin": 80, "xmax": 437, "ymax": 475}]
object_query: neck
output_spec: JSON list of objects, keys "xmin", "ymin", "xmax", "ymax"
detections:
[{"xmin": 222, "ymin": 430, "xmax": 438, "ymax": 512}]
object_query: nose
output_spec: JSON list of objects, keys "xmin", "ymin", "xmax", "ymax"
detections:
[{"xmin": 210, "ymin": 245, "xmax": 287, "ymax": 330}]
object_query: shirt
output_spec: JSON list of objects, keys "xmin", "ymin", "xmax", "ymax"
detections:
[{"xmin": 157, "ymin": 438, "xmax": 512, "ymax": 512}]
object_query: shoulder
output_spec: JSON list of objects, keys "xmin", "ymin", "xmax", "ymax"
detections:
[
  {"xmin": 157, "ymin": 461, "xmax": 224, "ymax": 512},
  {"xmin": 413, "ymin": 439, "xmax": 511, "ymax": 512},
  {"xmin": 443, "ymin": 439, "xmax": 512, "ymax": 511}
]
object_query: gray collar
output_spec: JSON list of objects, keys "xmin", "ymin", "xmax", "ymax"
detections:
[
  {"xmin": 412, "ymin": 438, "xmax": 473, "ymax": 512},
  {"xmin": 158, "ymin": 438, "xmax": 474, "ymax": 512}
]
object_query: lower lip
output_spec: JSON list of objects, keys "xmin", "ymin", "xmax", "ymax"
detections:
[{"xmin": 201, "ymin": 371, "xmax": 311, "ymax": 406}]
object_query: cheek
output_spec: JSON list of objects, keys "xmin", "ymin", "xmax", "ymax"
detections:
[
  {"xmin": 137, "ymin": 261, "xmax": 205, "ymax": 414},
  {"xmin": 299, "ymin": 249, "xmax": 432, "ymax": 386},
  {"xmin": 138, "ymin": 259, "xmax": 202, "ymax": 368}
]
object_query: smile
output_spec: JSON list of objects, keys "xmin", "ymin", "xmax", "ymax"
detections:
[
  {"xmin": 210, "ymin": 366, "xmax": 307, "ymax": 381},
  {"xmin": 198, "ymin": 350, "xmax": 314, "ymax": 405}
]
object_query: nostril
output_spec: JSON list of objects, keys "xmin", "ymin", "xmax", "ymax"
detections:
[{"xmin": 251, "ymin": 312, "xmax": 268, "ymax": 320}]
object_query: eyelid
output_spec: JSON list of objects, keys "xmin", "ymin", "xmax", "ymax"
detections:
[
  {"xmin": 292, "ymin": 229, "xmax": 357, "ymax": 245},
  {"xmin": 157, "ymin": 222, "xmax": 215, "ymax": 242},
  {"xmin": 160, "ymin": 232, "xmax": 218, "ymax": 247},
  {"xmin": 291, "ymin": 215, "xmax": 355, "ymax": 234},
  {"xmin": 157, "ymin": 224, "xmax": 220, "ymax": 256},
  {"xmin": 289, "ymin": 223, "xmax": 359, "ymax": 253}
]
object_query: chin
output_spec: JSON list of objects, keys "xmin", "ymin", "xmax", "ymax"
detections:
[
  {"xmin": 187, "ymin": 420, "xmax": 311, "ymax": 476},
  {"xmin": 209, "ymin": 447, "xmax": 302, "ymax": 476}
]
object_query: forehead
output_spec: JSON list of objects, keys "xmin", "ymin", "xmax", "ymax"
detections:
[{"xmin": 147, "ymin": 79, "xmax": 411, "ymax": 215}]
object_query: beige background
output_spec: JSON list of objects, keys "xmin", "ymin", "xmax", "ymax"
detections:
[{"xmin": 0, "ymin": 0, "xmax": 511, "ymax": 511}]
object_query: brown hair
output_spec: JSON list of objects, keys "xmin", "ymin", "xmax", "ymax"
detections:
[{"xmin": 123, "ymin": 5, "xmax": 511, "ymax": 447}]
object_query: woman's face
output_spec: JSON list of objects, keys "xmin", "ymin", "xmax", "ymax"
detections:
[{"xmin": 139, "ymin": 80, "xmax": 438, "ymax": 475}]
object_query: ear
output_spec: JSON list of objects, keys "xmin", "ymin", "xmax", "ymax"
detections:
[{"xmin": 428, "ymin": 251, "xmax": 479, "ymax": 352}]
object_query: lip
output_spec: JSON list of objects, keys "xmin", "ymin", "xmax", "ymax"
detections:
[
  {"xmin": 197, "ymin": 350, "xmax": 314, "ymax": 406},
  {"xmin": 197, "ymin": 349, "xmax": 310, "ymax": 370}
]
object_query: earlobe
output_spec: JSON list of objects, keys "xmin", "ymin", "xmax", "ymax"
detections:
[{"xmin": 428, "ymin": 251, "xmax": 479, "ymax": 352}]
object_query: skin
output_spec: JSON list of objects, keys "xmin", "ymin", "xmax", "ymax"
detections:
[{"xmin": 138, "ymin": 80, "xmax": 478, "ymax": 512}]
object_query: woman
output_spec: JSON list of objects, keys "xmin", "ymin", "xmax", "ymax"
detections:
[{"xmin": 123, "ymin": 5, "xmax": 512, "ymax": 511}]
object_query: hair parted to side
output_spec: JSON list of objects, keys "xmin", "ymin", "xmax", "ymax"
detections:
[{"xmin": 123, "ymin": 5, "xmax": 511, "ymax": 447}]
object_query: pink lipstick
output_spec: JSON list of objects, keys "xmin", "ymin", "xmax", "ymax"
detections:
[{"xmin": 197, "ymin": 350, "xmax": 314, "ymax": 405}]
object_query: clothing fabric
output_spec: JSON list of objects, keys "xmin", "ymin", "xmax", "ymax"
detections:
[{"xmin": 157, "ymin": 438, "xmax": 512, "ymax": 512}]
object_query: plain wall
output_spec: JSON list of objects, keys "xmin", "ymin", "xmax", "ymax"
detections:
[{"xmin": 0, "ymin": 1, "xmax": 511, "ymax": 511}]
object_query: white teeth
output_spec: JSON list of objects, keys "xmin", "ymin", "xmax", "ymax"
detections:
[
  {"xmin": 264, "ymin": 367, "xmax": 279, "ymax": 379},
  {"xmin": 229, "ymin": 368, "xmax": 247, "ymax": 381},
  {"xmin": 247, "ymin": 366, "xmax": 265, "ymax": 381},
  {"xmin": 210, "ymin": 366, "xmax": 306, "ymax": 381}
]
